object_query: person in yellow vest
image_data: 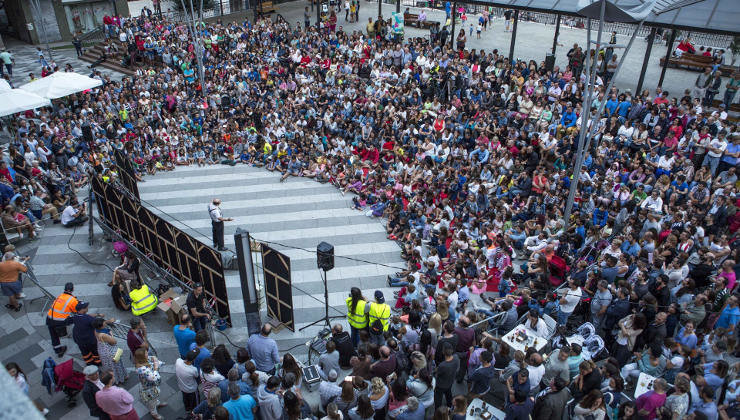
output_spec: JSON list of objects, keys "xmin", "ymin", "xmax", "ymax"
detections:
[
  {"xmin": 46, "ymin": 282, "xmax": 79, "ymax": 357},
  {"xmin": 345, "ymin": 287, "xmax": 370, "ymax": 348},
  {"xmin": 129, "ymin": 279, "xmax": 158, "ymax": 316},
  {"xmin": 368, "ymin": 290, "xmax": 391, "ymax": 346}
]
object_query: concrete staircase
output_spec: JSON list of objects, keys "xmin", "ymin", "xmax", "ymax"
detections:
[{"xmin": 77, "ymin": 42, "xmax": 139, "ymax": 77}]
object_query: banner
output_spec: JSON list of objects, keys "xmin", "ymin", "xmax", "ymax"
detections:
[{"xmin": 391, "ymin": 12, "xmax": 404, "ymax": 35}]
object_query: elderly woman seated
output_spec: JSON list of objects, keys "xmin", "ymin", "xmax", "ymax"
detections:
[{"xmin": 2, "ymin": 205, "xmax": 36, "ymax": 240}]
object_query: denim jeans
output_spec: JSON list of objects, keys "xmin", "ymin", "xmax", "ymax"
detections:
[
  {"xmin": 557, "ymin": 309, "xmax": 572, "ymax": 326},
  {"xmin": 389, "ymin": 278, "xmax": 408, "ymax": 287}
]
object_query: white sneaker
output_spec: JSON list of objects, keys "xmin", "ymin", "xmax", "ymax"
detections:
[
  {"xmin": 42, "ymin": 408, "xmax": 49, "ymax": 416},
  {"xmin": 18, "ymin": 293, "xmax": 26, "ymax": 299}
]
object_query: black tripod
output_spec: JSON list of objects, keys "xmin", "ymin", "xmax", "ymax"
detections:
[{"xmin": 299, "ymin": 268, "xmax": 344, "ymax": 331}]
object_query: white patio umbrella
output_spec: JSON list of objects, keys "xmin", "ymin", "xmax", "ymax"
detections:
[
  {"xmin": 18, "ymin": 71, "xmax": 102, "ymax": 99},
  {"xmin": 0, "ymin": 89, "xmax": 51, "ymax": 117},
  {"xmin": 0, "ymin": 79, "xmax": 10, "ymax": 91}
]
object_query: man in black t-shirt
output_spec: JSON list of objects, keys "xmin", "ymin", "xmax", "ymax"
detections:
[{"xmin": 186, "ymin": 283, "xmax": 210, "ymax": 332}]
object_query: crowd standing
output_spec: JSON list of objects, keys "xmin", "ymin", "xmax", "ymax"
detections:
[{"xmin": 2, "ymin": 2, "xmax": 740, "ymax": 419}]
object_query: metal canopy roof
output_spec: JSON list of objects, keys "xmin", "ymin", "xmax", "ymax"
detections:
[{"xmin": 483, "ymin": 0, "xmax": 739, "ymax": 35}]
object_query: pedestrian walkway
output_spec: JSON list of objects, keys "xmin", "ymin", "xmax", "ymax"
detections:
[{"xmin": 1, "ymin": 37, "xmax": 123, "ymax": 88}]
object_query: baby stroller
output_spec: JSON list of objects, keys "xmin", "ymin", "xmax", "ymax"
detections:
[
  {"xmin": 548, "ymin": 254, "xmax": 569, "ymax": 287},
  {"xmin": 54, "ymin": 359, "xmax": 85, "ymax": 407}
]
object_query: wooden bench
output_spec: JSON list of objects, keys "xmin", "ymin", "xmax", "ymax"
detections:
[
  {"xmin": 711, "ymin": 100, "xmax": 740, "ymax": 113},
  {"xmin": 404, "ymin": 12, "xmax": 419, "ymax": 27},
  {"xmin": 658, "ymin": 53, "xmax": 739, "ymax": 76},
  {"xmin": 403, "ymin": 12, "xmax": 437, "ymax": 29},
  {"xmin": 258, "ymin": 0, "xmax": 276, "ymax": 14}
]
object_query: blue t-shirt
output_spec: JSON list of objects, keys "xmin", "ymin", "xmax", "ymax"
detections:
[
  {"xmin": 173, "ymin": 325, "xmax": 196, "ymax": 357},
  {"xmin": 223, "ymin": 394, "xmax": 257, "ymax": 420},
  {"xmin": 190, "ymin": 343, "xmax": 211, "ymax": 369}
]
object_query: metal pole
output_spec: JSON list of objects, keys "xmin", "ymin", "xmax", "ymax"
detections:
[
  {"xmin": 658, "ymin": 28, "xmax": 677, "ymax": 87},
  {"xmin": 220, "ymin": 0, "xmax": 224, "ymax": 15},
  {"xmin": 636, "ymin": 27, "xmax": 656, "ymax": 94},
  {"xmin": 450, "ymin": 2, "xmax": 457, "ymax": 50},
  {"xmin": 396, "ymin": 0, "xmax": 400, "ymax": 14},
  {"xmin": 508, "ymin": 10, "xmax": 518, "ymax": 62},
  {"xmin": 563, "ymin": 0, "xmax": 601, "ymax": 227},
  {"xmin": 378, "ymin": 0, "xmax": 382, "ymax": 21},
  {"xmin": 552, "ymin": 13, "xmax": 561, "ymax": 55},
  {"xmin": 581, "ymin": 21, "xmax": 643, "ymax": 156}
]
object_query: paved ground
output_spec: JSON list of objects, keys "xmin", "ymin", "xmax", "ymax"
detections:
[
  {"xmin": 2, "ymin": 163, "xmax": 405, "ymax": 419},
  {"xmin": 1, "ymin": 37, "xmax": 121, "ymax": 88}
]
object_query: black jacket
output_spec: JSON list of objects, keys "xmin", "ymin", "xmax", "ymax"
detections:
[
  {"xmin": 82, "ymin": 380, "xmax": 111, "ymax": 420},
  {"xmin": 332, "ymin": 331, "xmax": 355, "ymax": 369}
]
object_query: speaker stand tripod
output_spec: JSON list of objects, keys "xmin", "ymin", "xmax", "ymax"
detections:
[{"xmin": 299, "ymin": 269, "xmax": 344, "ymax": 331}]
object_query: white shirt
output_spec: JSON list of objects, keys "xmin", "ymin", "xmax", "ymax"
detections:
[
  {"xmin": 208, "ymin": 203, "xmax": 222, "ymax": 222},
  {"xmin": 525, "ymin": 317, "xmax": 549, "ymax": 338},
  {"xmin": 175, "ymin": 358, "xmax": 199, "ymax": 393},
  {"xmin": 61, "ymin": 205, "xmax": 78, "ymax": 225},
  {"xmin": 527, "ymin": 363, "xmax": 546, "ymax": 387},
  {"xmin": 560, "ymin": 287, "xmax": 582, "ymax": 313}
]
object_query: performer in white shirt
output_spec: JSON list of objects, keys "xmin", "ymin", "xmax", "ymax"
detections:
[{"xmin": 208, "ymin": 198, "xmax": 233, "ymax": 251}]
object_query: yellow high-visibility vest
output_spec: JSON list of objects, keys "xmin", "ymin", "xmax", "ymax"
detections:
[
  {"xmin": 346, "ymin": 297, "xmax": 367, "ymax": 329},
  {"xmin": 368, "ymin": 302, "xmax": 390, "ymax": 332},
  {"xmin": 129, "ymin": 284, "xmax": 158, "ymax": 316}
]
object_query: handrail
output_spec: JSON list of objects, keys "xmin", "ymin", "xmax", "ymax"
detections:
[{"xmin": 470, "ymin": 310, "xmax": 506, "ymax": 330}]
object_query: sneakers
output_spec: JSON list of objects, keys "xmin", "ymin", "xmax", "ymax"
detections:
[
  {"xmin": 55, "ymin": 345, "xmax": 68, "ymax": 357},
  {"xmin": 18, "ymin": 293, "xmax": 26, "ymax": 299}
]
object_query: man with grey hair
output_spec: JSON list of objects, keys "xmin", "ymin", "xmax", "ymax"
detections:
[
  {"xmin": 223, "ymin": 381, "xmax": 257, "ymax": 419},
  {"xmin": 397, "ymin": 396, "xmax": 425, "ymax": 420},
  {"xmin": 319, "ymin": 368, "xmax": 342, "ymax": 408},
  {"xmin": 590, "ymin": 279, "xmax": 612, "ymax": 332}
]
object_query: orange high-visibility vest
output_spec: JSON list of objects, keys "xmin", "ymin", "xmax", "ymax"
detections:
[{"xmin": 47, "ymin": 293, "xmax": 78, "ymax": 321}]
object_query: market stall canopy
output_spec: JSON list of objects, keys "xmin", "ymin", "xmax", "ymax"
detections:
[
  {"xmin": 0, "ymin": 90, "xmax": 51, "ymax": 117},
  {"xmin": 484, "ymin": 0, "xmax": 737, "ymax": 34},
  {"xmin": 18, "ymin": 72, "xmax": 103, "ymax": 100}
]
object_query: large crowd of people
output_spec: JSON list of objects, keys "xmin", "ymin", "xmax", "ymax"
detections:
[{"xmin": 2, "ymin": 3, "xmax": 740, "ymax": 420}]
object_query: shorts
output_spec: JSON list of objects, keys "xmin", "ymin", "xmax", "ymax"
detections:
[{"xmin": 1, "ymin": 280, "xmax": 22, "ymax": 296}]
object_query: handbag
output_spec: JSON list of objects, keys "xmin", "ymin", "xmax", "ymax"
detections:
[{"xmin": 113, "ymin": 347, "xmax": 124, "ymax": 363}]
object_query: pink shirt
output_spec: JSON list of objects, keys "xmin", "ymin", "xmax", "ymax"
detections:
[
  {"xmin": 635, "ymin": 390, "xmax": 666, "ymax": 420},
  {"xmin": 722, "ymin": 270, "xmax": 737, "ymax": 290},
  {"xmin": 95, "ymin": 386, "xmax": 135, "ymax": 416}
]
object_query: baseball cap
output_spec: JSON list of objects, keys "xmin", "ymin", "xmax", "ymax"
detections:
[
  {"xmin": 83, "ymin": 365, "xmax": 99, "ymax": 376},
  {"xmin": 374, "ymin": 290, "xmax": 385, "ymax": 304},
  {"xmin": 76, "ymin": 301, "xmax": 89, "ymax": 311}
]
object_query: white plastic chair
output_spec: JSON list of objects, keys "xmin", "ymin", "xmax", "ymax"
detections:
[{"xmin": 577, "ymin": 322, "xmax": 596, "ymax": 340}]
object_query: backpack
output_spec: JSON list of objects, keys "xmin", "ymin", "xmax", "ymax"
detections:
[{"xmin": 369, "ymin": 319, "xmax": 384, "ymax": 336}]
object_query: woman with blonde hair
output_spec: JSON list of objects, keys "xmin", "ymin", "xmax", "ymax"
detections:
[
  {"xmin": 369, "ymin": 377, "xmax": 389, "ymax": 419},
  {"xmin": 192, "ymin": 386, "xmax": 223, "ymax": 419},
  {"xmin": 134, "ymin": 347, "xmax": 166, "ymax": 419}
]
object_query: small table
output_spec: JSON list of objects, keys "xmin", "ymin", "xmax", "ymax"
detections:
[
  {"xmin": 501, "ymin": 327, "xmax": 548, "ymax": 353},
  {"xmin": 466, "ymin": 398, "xmax": 505, "ymax": 420},
  {"xmin": 634, "ymin": 372, "xmax": 658, "ymax": 399}
]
